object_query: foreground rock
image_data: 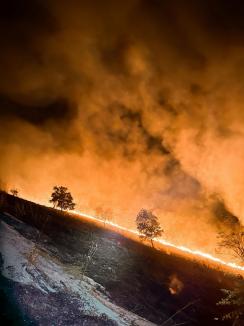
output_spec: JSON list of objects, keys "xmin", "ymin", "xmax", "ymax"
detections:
[{"xmin": 0, "ymin": 214, "xmax": 156, "ymax": 325}]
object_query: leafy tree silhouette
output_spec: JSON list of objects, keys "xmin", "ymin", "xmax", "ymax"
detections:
[
  {"xmin": 136, "ymin": 209, "xmax": 163, "ymax": 247},
  {"xmin": 50, "ymin": 186, "xmax": 75, "ymax": 211}
]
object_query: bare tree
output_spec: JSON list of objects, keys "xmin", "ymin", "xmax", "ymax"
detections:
[
  {"xmin": 218, "ymin": 229, "xmax": 244, "ymax": 262},
  {"xmin": 95, "ymin": 206, "xmax": 113, "ymax": 226},
  {"xmin": 80, "ymin": 239, "xmax": 98, "ymax": 279},
  {"xmin": 136, "ymin": 209, "xmax": 163, "ymax": 247},
  {"xmin": 217, "ymin": 228, "xmax": 244, "ymax": 324},
  {"xmin": 49, "ymin": 186, "xmax": 75, "ymax": 211},
  {"xmin": 218, "ymin": 284, "xmax": 244, "ymax": 325}
]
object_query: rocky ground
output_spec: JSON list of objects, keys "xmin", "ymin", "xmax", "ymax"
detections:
[
  {"xmin": 0, "ymin": 212, "xmax": 156, "ymax": 325},
  {"xmin": 0, "ymin": 193, "xmax": 239, "ymax": 325}
]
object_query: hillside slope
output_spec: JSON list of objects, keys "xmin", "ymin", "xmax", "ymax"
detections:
[
  {"xmin": 0, "ymin": 213, "xmax": 156, "ymax": 325},
  {"xmin": 0, "ymin": 193, "xmax": 238, "ymax": 325}
]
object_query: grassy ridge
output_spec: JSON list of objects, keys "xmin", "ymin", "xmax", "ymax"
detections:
[{"xmin": 0, "ymin": 191, "xmax": 236, "ymax": 325}]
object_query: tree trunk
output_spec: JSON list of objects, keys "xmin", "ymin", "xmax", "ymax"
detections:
[{"xmin": 151, "ymin": 239, "xmax": 154, "ymax": 248}]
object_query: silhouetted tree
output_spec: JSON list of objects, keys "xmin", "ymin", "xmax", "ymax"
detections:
[
  {"xmin": 136, "ymin": 209, "xmax": 163, "ymax": 247},
  {"xmin": 95, "ymin": 206, "xmax": 113, "ymax": 226},
  {"xmin": 218, "ymin": 229, "xmax": 244, "ymax": 262},
  {"xmin": 217, "ymin": 228, "xmax": 244, "ymax": 324},
  {"xmin": 49, "ymin": 186, "xmax": 75, "ymax": 211},
  {"xmin": 218, "ymin": 284, "xmax": 244, "ymax": 325},
  {"xmin": 10, "ymin": 189, "xmax": 18, "ymax": 197}
]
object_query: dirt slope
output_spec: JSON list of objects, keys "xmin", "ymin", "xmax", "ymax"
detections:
[{"xmin": 0, "ymin": 193, "xmax": 238, "ymax": 325}]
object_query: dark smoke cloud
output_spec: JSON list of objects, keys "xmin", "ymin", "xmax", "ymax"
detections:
[
  {"xmin": 212, "ymin": 199, "xmax": 240, "ymax": 228},
  {"xmin": 1, "ymin": 0, "xmax": 244, "ymax": 253}
]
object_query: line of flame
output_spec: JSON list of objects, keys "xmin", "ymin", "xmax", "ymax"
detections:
[{"xmin": 72, "ymin": 210, "xmax": 244, "ymax": 273}]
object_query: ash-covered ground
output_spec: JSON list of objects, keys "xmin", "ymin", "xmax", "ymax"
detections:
[{"xmin": 0, "ymin": 193, "xmax": 238, "ymax": 325}]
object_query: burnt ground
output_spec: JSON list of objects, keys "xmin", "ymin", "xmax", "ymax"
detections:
[{"xmin": 0, "ymin": 192, "xmax": 241, "ymax": 325}]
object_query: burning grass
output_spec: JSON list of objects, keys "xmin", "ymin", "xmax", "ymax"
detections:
[{"xmin": 0, "ymin": 191, "xmax": 241, "ymax": 324}]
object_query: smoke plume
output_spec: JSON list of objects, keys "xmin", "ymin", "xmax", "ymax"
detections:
[{"xmin": 1, "ymin": 0, "xmax": 244, "ymax": 253}]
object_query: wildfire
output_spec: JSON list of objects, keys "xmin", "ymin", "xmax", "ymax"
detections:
[{"xmin": 72, "ymin": 210, "xmax": 244, "ymax": 274}]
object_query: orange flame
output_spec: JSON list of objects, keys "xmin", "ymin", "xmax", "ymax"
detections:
[{"xmin": 72, "ymin": 210, "xmax": 244, "ymax": 274}]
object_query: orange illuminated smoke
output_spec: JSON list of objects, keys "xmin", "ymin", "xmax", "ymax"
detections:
[{"xmin": 72, "ymin": 210, "xmax": 244, "ymax": 275}]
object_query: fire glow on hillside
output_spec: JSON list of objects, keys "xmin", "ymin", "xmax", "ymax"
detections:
[
  {"xmin": 2, "ymin": 0, "xmax": 244, "ymax": 271},
  {"xmin": 2, "ymin": 1, "xmax": 244, "ymax": 324},
  {"xmin": 73, "ymin": 210, "xmax": 244, "ymax": 274}
]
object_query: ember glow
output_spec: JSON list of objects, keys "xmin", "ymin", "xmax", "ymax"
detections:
[
  {"xmin": 3, "ymin": 2, "xmax": 244, "ymax": 325},
  {"xmin": 73, "ymin": 210, "xmax": 244, "ymax": 274},
  {"xmin": 1, "ymin": 0, "xmax": 244, "ymax": 257}
]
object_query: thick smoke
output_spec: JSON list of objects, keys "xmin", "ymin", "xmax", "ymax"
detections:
[{"xmin": 1, "ymin": 0, "xmax": 244, "ymax": 253}]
